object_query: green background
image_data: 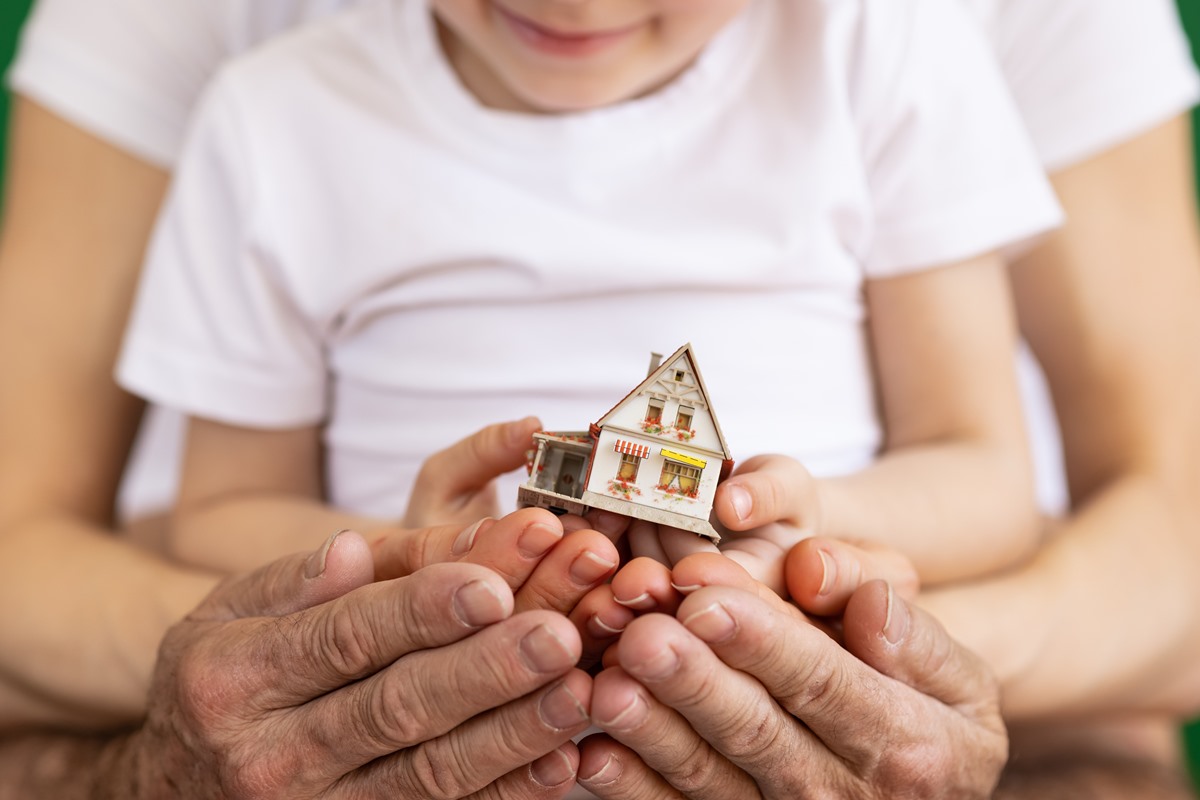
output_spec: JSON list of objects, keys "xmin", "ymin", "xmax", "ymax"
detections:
[{"xmin": 1, "ymin": 0, "xmax": 1199, "ymax": 788}]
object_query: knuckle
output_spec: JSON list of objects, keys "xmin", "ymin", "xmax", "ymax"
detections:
[
  {"xmin": 316, "ymin": 604, "xmax": 380, "ymax": 680},
  {"xmin": 712, "ymin": 698, "xmax": 787, "ymax": 767},
  {"xmin": 363, "ymin": 670, "xmax": 438, "ymax": 749},
  {"xmin": 408, "ymin": 740, "xmax": 472, "ymax": 800},
  {"xmin": 663, "ymin": 738, "xmax": 726, "ymax": 795},
  {"xmin": 871, "ymin": 740, "xmax": 948, "ymax": 797}
]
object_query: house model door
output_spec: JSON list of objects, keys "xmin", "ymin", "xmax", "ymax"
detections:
[{"xmin": 555, "ymin": 453, "xmax": 586, "ymax": 499}]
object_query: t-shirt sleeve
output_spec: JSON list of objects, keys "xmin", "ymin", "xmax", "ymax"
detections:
[
  {"xmin": 116, "ymin": 74, "xmax": 327, "ymax": 428},
  {"xmin": 853, "ymin": 0, "xmax": 1063, "ymax": 277},
  {"xmin": 989, "ymin": 0, "xmax": 1200, "ymax": 172},
  {"xmin": 5, "ymin": 0, "xmax": 229, "ymax": 167}
]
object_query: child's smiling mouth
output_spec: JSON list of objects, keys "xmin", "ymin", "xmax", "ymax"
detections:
[{"xmin": 492, "ymin": 3, "xmax": 644, "ymax": 58}]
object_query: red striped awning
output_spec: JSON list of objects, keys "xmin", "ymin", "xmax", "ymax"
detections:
[{"xmin": 614, "ymin": 439, "xmax": 650, "ymax": 459}]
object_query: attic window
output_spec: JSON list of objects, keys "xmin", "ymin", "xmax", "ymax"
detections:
[
  {"xmin": 645, "ymin": 398, "xmax": 664, "ymax": 424},
  {"xmin": 673, "ymin": 370, "xmax": 687, "ymax": 382}
]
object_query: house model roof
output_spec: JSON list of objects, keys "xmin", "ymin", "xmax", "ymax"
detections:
[{"xmin": 593, "ymin": 342, "xmax": 733, "ymax": 460}]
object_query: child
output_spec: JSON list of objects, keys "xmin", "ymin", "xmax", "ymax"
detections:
[{"xmin": 118, "ymin": 0, "xmax": 1058, "ymax": 592}]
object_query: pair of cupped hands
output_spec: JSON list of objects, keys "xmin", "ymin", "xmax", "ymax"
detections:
[{"xmin": 139, "ymin": 417, "xmax": 1004, "ymax": 800}]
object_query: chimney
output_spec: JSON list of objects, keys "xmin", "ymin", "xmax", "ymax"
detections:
[{"xmin": 646, "ymin": 352, "xmax": 663, "ymax": 377}]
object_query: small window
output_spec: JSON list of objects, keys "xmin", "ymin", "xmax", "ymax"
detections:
[
  {"xmin": 675, "ymin": 406, "xmax": 694, "ymax": 430},
  {"xmin": 645, "ymin": 398, "xmax": 664, "ymax": 424},
  {"xmin": 659, "ymin": 461, "xmax": 702, "ymax": 496},
  {"xmin": 617, "ymin": 452, "xmax": 641, "ymax": 481},
  {"xmin": 673, "ymin": 369, "xmax": 686, "ymax": 382}
]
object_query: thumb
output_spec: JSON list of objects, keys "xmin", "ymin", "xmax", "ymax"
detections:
[
  {"xmin": 190, "ymin": 529, "xmax": 376, "ymax": 623},
  {"xmin": 403, "ymin": 416, "xmax": 541, "ymax": 528}
]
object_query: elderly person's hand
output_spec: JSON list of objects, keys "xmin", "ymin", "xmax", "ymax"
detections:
[
  {"xmin": 577, "ymin": 555, "xmax": 1007, "ymax": 799},
  {"xmin": 105, "ymin": 528, "xmax": 594, "ymax": 799}
]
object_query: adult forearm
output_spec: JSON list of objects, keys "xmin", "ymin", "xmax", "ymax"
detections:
[
  {"xmin": 922, "ymin": 473, "xmax": 1200, "ymax": 720},
  {"xmin": 0, "ymin": 516, "xmax": 216, "ymax": 730}
]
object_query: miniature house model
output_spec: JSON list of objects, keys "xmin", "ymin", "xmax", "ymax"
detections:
[{"xmin": 518, "ymin": 344, "xmax": 734, "ymax": 542}]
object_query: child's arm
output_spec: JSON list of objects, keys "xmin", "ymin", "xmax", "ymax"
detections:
[
  {"xmin": 818, "ymin": 249, "xmax": 1041, "ymax": 582},
  {"xmin": 643, "ymin": 251, "xmax": 1041, "ymax": 588},
  {"xmin": 169, "ymin": 417, "xmax": 389, "ymax": 573}
]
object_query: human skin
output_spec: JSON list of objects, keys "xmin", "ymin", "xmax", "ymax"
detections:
[{"xmin": 0, "ymin": 531, "xmax": 597, "ymax": 799}]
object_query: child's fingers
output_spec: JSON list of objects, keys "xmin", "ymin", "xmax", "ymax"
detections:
[
  {"xmin": 610, "ymin": 557, "xmax": 682, "ymax": 616},
  {"xmin": 785, "ymin": 537, "xmax": 919, "ymax": 617},
  {"xmin": 512, "ymin": 529, "xmax": 619, "ymax": 615},
  {"xmin": 713, "ymin": 454, "xmax": 817, "ymax": 532},
  {"xmin": 658, "ymin": 524, "xmax": 719, "ymax": 566},
  {"xmin": 570, "ymin": 584, "xmax": 635, "ymax": 669},
  {"xmin": 403, "ymin": 416, "xmax": 542, "ymax": 528}
]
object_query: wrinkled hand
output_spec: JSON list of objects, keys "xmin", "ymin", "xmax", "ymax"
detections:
[
  {"xmin": 119, "ymin": 531, "xmax": 594, "ymax": 799},
  {"xmin": 576, "ymin": 555, "xmax": 1007, "ymax": 799}
]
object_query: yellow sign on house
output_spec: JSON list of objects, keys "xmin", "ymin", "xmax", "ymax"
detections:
[{"xmin": 660, "ymin": 449, "xmax": 707, "ymax": 469}]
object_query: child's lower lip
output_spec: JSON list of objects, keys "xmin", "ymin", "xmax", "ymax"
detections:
[{"xmin": 494, "ymin": 4, "xmax": 639, "ymax": 58}]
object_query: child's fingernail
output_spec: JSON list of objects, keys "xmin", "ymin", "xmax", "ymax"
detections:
[
  {"xmin": 305, "ymin": 529, "xmax": 349, "ymax": 578},
  {"xmin": 613, "ymin": 592, "xmax": 654, "ymax": 610},
  {"xmin": 727, "ymin": 485, "xmax": 753, "ymax": 522},
  {"xmin": 587, "ymin": 614, "xmax": 626, "ymax": 637},
  {"xmin": 882, "ymin": 584, "xmax": 911, "ymax": 645},
  {"xmin": 817, "ymin": 549, "xmax": 837, "ymax": 597},
  {"xmin": 452, "ymin": 518, "xmax": 489, "ymax": 556}
]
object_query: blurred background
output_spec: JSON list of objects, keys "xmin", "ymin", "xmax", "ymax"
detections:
[{"xmin": 0, "ymin": 0, "xmax": 1199, "ymax": 791}]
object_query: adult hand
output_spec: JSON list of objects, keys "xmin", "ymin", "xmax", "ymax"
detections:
[
  {"xmin": 114, "ymin": 530, "xmax": 594, "ymax": 798},
  {"xmin": 577, "ymin": 556, "xmax": 1007, "ymax": 799}
]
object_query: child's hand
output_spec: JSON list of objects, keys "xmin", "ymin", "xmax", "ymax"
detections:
[
  {"xmin": 402, "ymin": 416, "xmax": 543, "ymax": 529},
  {"xmin": 627, "ymin": 454, "xmax": 823, "ymax": 594},
  {"xmin": 373, "ymin": 507, "xmax": 619, "ymax": 618}
]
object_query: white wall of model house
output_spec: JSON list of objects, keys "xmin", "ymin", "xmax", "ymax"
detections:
[{"xmin": 583, "ymin": 354, "xmax": 726, "ymax": 524}]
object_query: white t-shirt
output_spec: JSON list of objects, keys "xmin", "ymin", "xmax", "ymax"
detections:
[
  {"xmin": 8, "ymin": 0, "xmax": 1199, "ymax": 519},
  {"xmin": 113, "ymin": 0, "xmax": 1059, "ymax": 522}
]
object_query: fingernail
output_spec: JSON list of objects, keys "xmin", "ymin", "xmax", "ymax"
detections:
[
  {"xmin": 452, "ymin": 518, "xmax": 489, "ymax": 556},
  {"xmin": 305, "ymin": 530, "xmax": 348, "ymax": 578},
  {"xmin": 628, "ymin": 645, "xmax": 679, "ymax": 682},
  {"xmin": 539, "ymin": 680, "xmax": 589, "ymax": 730},
  {"xmin": 682, "ymin": 602, "xmax": 737, "ymax": 644},
  {"xmin": 613, "ymin": 592, "xmax": 655, "ymax": 610},
  {"xmin": 520, "ymin": 624, "xmax": 574, "ymax": 673},
  {"xmin": 452, "ymin": 580, "xmax": 504, "ymax": 628},
  {"xmin": 570, "ymin": 551, "xmax": 617, "ymax": 586},
  {"xmin": 727, "ymin": 485, "xmax": 753, "ymax": 523},
  {"xmin": 587, "ymin": 614, "xmax": 625, "ymax": 638},
  {"xmin": 817, "ymin": 549, "xmax": 837, "ymax": 597},
  {"xmin": 594, "ymin": 691, "xmax": 647, "ymax": 730},
  {"xmin": 518, "ymin": 523, "xmax": 562, "ymax": 559},
  {"xmin": 529, "ymin": 747, "xmax": 575, "ymax": 788},
  {"xmin": 580, "ymin": 754, "xmax": 621, "ymax": 786},
  {"xmin": 670, "ymin": 581, "xmax": 703, "ymax": 594},
  {"xmin": 882, "ymin": 584, "xmax": 911, "ymax": 645}
]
